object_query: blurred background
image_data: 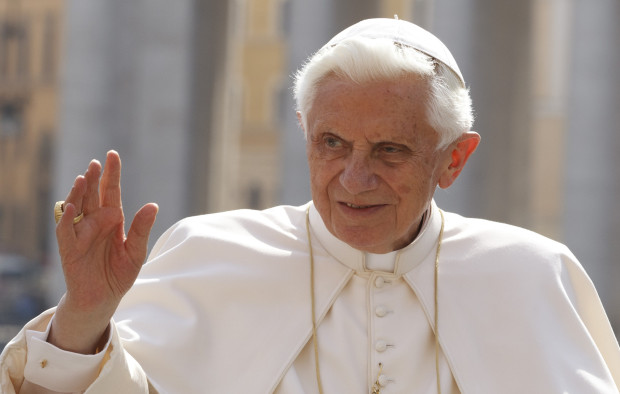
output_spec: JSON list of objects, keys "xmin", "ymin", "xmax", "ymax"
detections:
[{"xmin": 0, "ymin": 0, "xmax": 618, "ymax": 350}]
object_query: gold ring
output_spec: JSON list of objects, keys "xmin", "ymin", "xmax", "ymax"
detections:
[
  {"xmin": 54, "ymin": 201, "xmax": 64, "ymax": 223},
  {"xmin": 73, "ymin": 212, "xmax": 84, "ymax": 224},
  {"xmin": 54, "ymin": 201, "xmax": 84, "ymax": 224}
]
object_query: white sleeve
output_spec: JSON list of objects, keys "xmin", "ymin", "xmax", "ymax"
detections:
[
  {"xmin": 1, "ymin": 308, "xmax": 150, "ymax": 394},
  {"xmin": 22, "ymin": 318, "xmax": 111, "ymax": 393}
]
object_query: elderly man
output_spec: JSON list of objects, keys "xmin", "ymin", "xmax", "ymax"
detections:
[{"xmin": 2, "ymin": 18, "xmax": 619, "ymax": 394}]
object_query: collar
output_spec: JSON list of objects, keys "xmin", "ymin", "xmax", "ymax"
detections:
[{"xmin": 308, "ymin": 200, "xmax": 443, "ymax": 277}]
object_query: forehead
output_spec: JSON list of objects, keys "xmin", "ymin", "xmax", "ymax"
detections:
[{"xmin": 308, "ymin": 75, "xmax": 435, "ymax": 143}]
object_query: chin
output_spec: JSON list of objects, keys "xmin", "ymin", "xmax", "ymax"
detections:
[{"xmin": 336, "ymin": 229, "xmax": 392, "ymax": 253}]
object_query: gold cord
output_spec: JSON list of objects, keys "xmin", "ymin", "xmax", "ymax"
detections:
[
  {"xmin": 306, "ymin": 207, "xmax": 445, "ymax": 394},
  {"xmin": 371, "ymin": 362, "xmax": 384, "ymax": 394},
  {"xmin": 435, "ymin": 209, "xmax": 445, "ymax": 394},
  {"xmin": 306, "ymin": 207, "xmax": 324, "ymax": 394}
]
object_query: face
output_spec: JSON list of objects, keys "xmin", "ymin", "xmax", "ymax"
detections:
[{"xmin": 303, "ymin": 76, "xmax": 454, "ymax": 253}]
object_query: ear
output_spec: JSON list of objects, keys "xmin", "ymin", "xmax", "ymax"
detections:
[
  {"xmin": 437, "ymin": 132, "xmax": 480, "ymax": 189},
  {"xmin": 296, "ymin": 111, "xmax": 307, "ymax": 137}
]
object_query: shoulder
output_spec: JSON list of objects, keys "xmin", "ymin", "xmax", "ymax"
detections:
[
  {"xmin": 149, "ymin": 203, "xmax": 310, "ymax": 259},
  {"xmin": 438, "ymin": 211, "xmax": 596, "ymax": 310},
  {"xmin": 441, "ymin": 210, "xmax": 577, "ymax": 274},
  {"xmin": 175, "ymin": 203, "xmax": 307, "ymax": 237},
  {"xmin": 444, "ymin": 210, "xmax": 570, "ymax": 253}
]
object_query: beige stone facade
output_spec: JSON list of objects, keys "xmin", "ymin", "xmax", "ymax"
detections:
[
  {"xmin": 0, "ymin": 0, "xmax": 617, "ymax": 334},
  {"xmin": 205, "ymin": 0, "xmax": 286, "ymax": 212},
  {"xmin": 0, "ymin": 0, "xmax": 63, "ymax": 261}
]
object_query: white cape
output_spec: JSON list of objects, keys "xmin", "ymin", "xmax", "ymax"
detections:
[{"xmin": 2, "ymin": 202, "xmax": 619, "ymax": 393}]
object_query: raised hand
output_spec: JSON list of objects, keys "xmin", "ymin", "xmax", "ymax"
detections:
[{"xmin": 49, "ymin": 151, "xmax": 158, "ymax": 354}]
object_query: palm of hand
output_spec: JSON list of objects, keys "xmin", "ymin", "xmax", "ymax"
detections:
[{"xmin": 56, "ymin": 151, "xmax": 158, "ymax": 314}]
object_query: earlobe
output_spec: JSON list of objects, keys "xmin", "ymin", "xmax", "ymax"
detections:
[{"xmin": 438, "ymin": 132, "xmax": 480, "ymax": 189}]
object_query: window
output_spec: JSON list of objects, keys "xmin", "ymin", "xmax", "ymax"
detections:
[
  {"xmin": 0, "ymin": 19, "xmax": 27, "ymax": 79},
  {"xmin": 0, "ymin": 103, "xmax": 23, "ymax": 137}
]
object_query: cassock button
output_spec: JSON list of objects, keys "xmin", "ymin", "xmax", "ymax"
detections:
[
  {"xmin": 375, "ymin": 276, "xmax": 386, "ymax": 288},
  {"xmin": 375, "ymin": 340, "xmax": 388, "ymax": 352},
  {"xmin": 375, "ymin": 305, "xmax": 388, "ymax": 317}
]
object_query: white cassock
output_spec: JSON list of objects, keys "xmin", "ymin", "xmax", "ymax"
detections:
[{"xmin": 1, "ymin": 201, "xmax": 619, "ymax": 393}]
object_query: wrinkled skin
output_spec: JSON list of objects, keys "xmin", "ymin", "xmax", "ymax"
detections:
[
  {"xmin": 300, "ymin": 75, "xmax": 479, "ymax": 253},
  {"xmin": 51, "ymin": 151, "xmax": 158, "ymax": 353}
]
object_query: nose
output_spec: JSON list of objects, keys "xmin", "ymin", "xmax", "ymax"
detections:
[{"xmin": 339, "ymin": 152, "xmax": 379, "ymax": 195}]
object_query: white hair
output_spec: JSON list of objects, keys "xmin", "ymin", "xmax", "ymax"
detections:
[{"xmin": 293, "ymin": 37, "xmax": 474, "ymax": 150}]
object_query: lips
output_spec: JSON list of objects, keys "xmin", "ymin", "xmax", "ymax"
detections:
[
  {"xmin": 340, "ymin": 201, "xmax": 386, "ymax": 211},
  {"xmin": 337, "ymin": 201, "xmax": 386, "ymax": 220},
  {"xmin": 345, "ymin": 202, "xmax": 373, "ymax": 209}
]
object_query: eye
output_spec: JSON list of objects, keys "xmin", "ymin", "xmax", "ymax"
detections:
[
  {"xmin": 323, "ymin": 135, "xmax": 343, "ymax": 149},
  {"xmin": 380, "ymin": 145, "xmax": 401, "ymax": 154},
  {"xmin": 379, "ymin": 145, "xmax": 403, "ymax": 154},
  {"xmin": 375, "ymin": 143, "xmax": 411, "ymax": 163}
]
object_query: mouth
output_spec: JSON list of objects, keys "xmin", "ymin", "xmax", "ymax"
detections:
[
  {"xmin": 345, "ymin": 202, "xmax": 374, "ymax": 209},
  {"xmin": 337, "ymin": 201, "xmax": 387, "ymax": 220},
  {"xmin": 340, "ymin": 201, "xmax": 386, "ymax": 211}
]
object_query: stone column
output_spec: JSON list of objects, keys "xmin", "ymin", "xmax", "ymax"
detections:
[
  {"xmin": 528, "ymin": 0, "xmax": 572, "ymax": 240},
  {"xmin": 564, "ymin": 0, "xmax": 620, "ymax": 331},
  {"xmin": 186, "ymin": 0, "xmax": 231, "ymax": 214},
  {"xmin": 49, "ymin": 0, "xmax": 193, "ymax": 302}
]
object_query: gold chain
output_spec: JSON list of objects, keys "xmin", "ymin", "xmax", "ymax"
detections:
[{"xmin": 306, "ymin": 207, "xmax": 445, "ymax": 394}]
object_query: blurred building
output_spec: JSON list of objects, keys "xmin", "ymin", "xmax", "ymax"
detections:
[
  {"xmin": 0, "ymin": 0, "xmax": 617, "ymax": 340},
  {"xmin": 0, "ymin": 0, "xmax": 63, "ymax": 262},
  {"xmin": 191, "ymin": 0, "xmax": 286, "ymax": 213}
]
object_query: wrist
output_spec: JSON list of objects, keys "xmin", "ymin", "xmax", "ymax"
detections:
[{"xmin": 48, "ymin": 296, "xmax": 114, "ymax": 354}]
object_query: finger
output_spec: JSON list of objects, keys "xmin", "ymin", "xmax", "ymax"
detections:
[
  {"xmin": 125, "ymin": 203, "xmax": 159, "ymax": 267},
  {"xmin": 63, "ymin": 175, "xmax": 87, "ymax": 216},
  {"xmin": 100, "ymin": 150, "xmax": 122, "ymax": 208},
  {"xmin": 82, "ymin": 159, "xmax": 102, "ymax": 214},
  {"xmin": 56, "ymin": 202, "xmax": 79, "ymax": 257}
]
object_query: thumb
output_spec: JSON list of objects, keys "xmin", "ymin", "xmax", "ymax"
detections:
[{"xmin": 125, "ymin": 203, "xmax": 159, "ymax": 266}]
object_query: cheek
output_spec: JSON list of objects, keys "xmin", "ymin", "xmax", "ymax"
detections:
[
  {"xmin": 309, "ymin": 148, "xmax": 341, "ymax": 183},
  {"xmin": 381, "ymin": 164, "xmax": 420, "ymax": 197},
  {"xmin": 387, "ymin": 167, "xmax": 435, "ymax": 202},
  {"xmin": 396, "ymin": 183, "xmax": 412, "ymax": 195},
  {"xmin": 309, "ymin": 160, "xmax": 335, "ymax": 194}
]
